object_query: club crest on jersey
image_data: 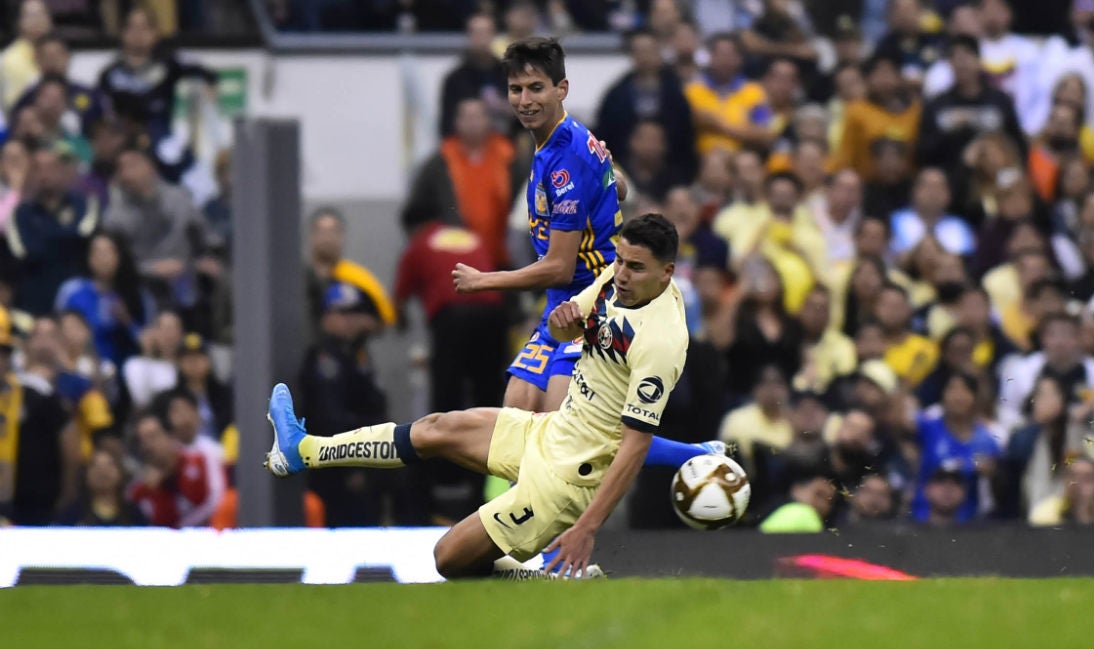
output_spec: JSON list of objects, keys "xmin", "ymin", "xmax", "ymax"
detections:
[
  {"xmin": 597, "ymin": 323, "xmax": 613, "ymax": 350},
  {"xmin": 535, "ymin": 184, "xmax": 548, "ymax": 216}
]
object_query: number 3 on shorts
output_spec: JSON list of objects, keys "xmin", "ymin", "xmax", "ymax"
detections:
[{"xmin": 513, "ymin": 343, "xmax": 551, "ymax": 374}]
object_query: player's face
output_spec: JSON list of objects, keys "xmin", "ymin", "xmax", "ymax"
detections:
[
  {"xmin": 613, "ymin": 237, "xmax": 673, "ymax": 307},
  {"xmin": 508, "ymin": 66, "xmax": 568, "ymax": 134}
]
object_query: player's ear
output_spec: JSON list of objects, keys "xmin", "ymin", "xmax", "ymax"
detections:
[
  {"xmin": 662, "ymin": 260, "xmax": 675, "ymax": 281},
  {"xmin": 556, "ymin": 78, "xmax": 569, "ymax": 102}
]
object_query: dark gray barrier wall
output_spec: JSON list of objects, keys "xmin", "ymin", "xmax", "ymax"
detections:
[{"xmin": 596, "ymin": 526, "xmax": 1094, "ymax": 579}]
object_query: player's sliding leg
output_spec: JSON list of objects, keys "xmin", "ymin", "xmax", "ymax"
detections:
[
  {"xmin": 265, "ymin": 383, "xmax": 497, "ymax": 476},
  {"xmin": 433, "ymin": 510, "xmax": 505, "ymax": 579}
]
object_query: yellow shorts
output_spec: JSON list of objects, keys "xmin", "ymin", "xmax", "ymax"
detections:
[{"xmin": 478, "ymin": 408, "xmax": 597, "ymax": 561}]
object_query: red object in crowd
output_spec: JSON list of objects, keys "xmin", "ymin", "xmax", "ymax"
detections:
[{"xmin": 395, "ymin": 221, "xmax": 503, "ymax": 322}]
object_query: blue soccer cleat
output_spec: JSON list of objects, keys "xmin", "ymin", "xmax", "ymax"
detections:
[
  {"xmin": 693, "ymin": 440, "xmax": 727, "ymax": 456},
  {"xmin": 265, "ymin": 383, "xmax": 307, "ymax": 477}
]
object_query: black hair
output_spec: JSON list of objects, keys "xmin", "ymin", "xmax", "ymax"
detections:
[
  {"xmin": 861, "ymin": 49, "xmax": 902, "ymax": 77},
  {"xmin": 940, "ymin": 325, "xmax": 976, "ymax": 353},
  {"xmin": 503, "ymin": 37, "xmax": 566, "ymax": 85},
  {"xmin": 623, "ymin": 26, "xmax": 657, "ymax": 49},
  {"xmin": 1038, "ymin": 311, "xmax": 1080, "ymax": 333},
  {"xmin": 1027, "ymin": 276, "xmax": 1066, "ymax": 301},
  {"xmin": 619, "ymin": 213, "xmax": 679, "ymax": 263},
  {"xmin": 855, "ymin": 216, "xmax": 890, "ymax": 237},
  {"xmin": 34, "ymin": 32, "xmax": 67, "ymax": 49},
  {"xmin": 92, "ymin": 230, "xmax": 147, "ymax": 327},
  {"xmin": 705, "ymin": 31, "xmax": 744, "ymax": 55},
  {"xmin": 764, "ymin": 170, "xmax": 805, "ymax": 194},
  {"xmin": 948, "ymin": 33, "xmax": 981, "ymax": 58},
  {"xmin": 960, "ymin": 284, "xmax": 990, "ymax": 302},
  {"xmin": 309, "ymin": 205, "xmax": 346, "ymax": 230},
  {"xmin": 764, "ymin": 56, "xmax": 799, "ymax": 77},
  {"xmin": 163, "ymin": 386, "xmax": 199, "ymax": 410},
  {"xmin": 944, "ymin": 370, "xmax": 980, "ymax": 398},
  {"xmin": 36, "ymin": 73, "xmax": 68, "ymax": 91}
]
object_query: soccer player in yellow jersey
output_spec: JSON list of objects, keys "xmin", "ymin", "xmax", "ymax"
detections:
[{"xmin": 266, "ymin": 214, "xmax": 688, "ymax": 579}]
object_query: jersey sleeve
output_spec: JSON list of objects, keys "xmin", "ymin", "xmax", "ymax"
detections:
[
  {"xmin": 620, "ymin": 326, "xmax": 685, "ymax": 433},
  {"xmin": 545, "ymin": 148, "xmax": 605, "ymax": 232}
]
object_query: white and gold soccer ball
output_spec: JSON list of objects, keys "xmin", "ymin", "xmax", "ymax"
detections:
[{"xmin": 671, "ymin": 454, "xmax": 751, "ymax": 530}]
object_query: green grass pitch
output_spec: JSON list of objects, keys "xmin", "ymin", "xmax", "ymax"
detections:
[{"xmin": 2, "ymin": 578, "xmax": 1091, "ymax": 648}]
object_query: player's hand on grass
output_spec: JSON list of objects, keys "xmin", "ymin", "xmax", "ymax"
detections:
[
  {"xmin": 543, "ymin": 524, "xmax": 596, "ymax": 578},
  {"xmin": 548, "ymin": 300, "xmax": 584, "ymax": 340},
  {"xmin": 452, "ymin": 263, "xmax": 485, "ymax": 293}
]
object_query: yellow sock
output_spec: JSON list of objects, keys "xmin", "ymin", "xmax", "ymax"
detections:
[{"xmin": 297, "ymin": 423, "xmax": 407, "ymax": 468}]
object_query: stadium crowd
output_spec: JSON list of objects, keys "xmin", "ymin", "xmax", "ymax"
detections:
[{"xmin": 0, "ymin": 0, "xmax": 1092, "ymax": 535}]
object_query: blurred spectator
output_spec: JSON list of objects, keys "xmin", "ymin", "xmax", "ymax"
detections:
[
  {"xmin": 784, "ymin": 134, "xmax": 828, "ymax": 201},
  {"xmin": 690, "ymin": 149, "xmax": 733, "ymax": 221},
  {"xmin": 916, "ymin": 325, "xmax": 977, "ymax": 408},
  {"xmin": 30, "ymin": 75, "xmax": 92, "ymax": 164},
  {"xmin": 1000, "ymin": 374, "xmax": 1091, "ymax": 519},
  {"xmin": 439, "ymin": 13, "xmax": 509, "ymax": 138},
  {"xmin": 1029, "ymin": 454, "xmax": 1094, "ymax": 526},
  {"xmin": 909, "ymin": 372, "xmax": 1001, "ymax": 523},
  {"xmin": 97, "ymin": 7, "xmax": 218, "ymax": 147},
  {"xmin": 719, "ymin": 363, "xmax": 795, "ymax": 476},
  {"xmin": 841, "ymin": 472, "xmax": 897, "ymax": 524},
  {"xmin": 1027, "ymin": 103, "xmax": 1085, "ymax": 203},
  {"xmin": 833, "ymin": 51, "xmax": 920, "ymax": 184},
  {"xmin": 872, "ymin": 0, "xmax": 944, "ymax": 89},
  {"xmin": 953, "ymin": 131, "xmax": 1024, "ymax": 230},
  {"xmin": 12, "ymin": 34, "xmax": 105, "ymax": 139},
  {"xmin": 825, "ymin": 408, "xmax": 892, "ymax": 495},
  {"xmin": 175, "ymin": 333, "xmax": 232, "ymax": 442},
  {"xmin": 129, "ymin": 410, "xmax": 218, "ymax": 527},
  {"xmin": 158, "ymin": 385, "xmax": 226, "ymax": 512},
  {"xmin": 1068, "ymin": 196, "xmax": 1094, "ymax": 301},
  {"xmin": 595, "ymin": 27, "xmax": 696, "ymax": 183},
  {"xmin": 916, "ymin": 35, "xmax": 1026, "ymax": 177},
  {"xmin": 920, "ymin": 464, "xmax": 970, "ymax": 526},
  {"xmin": 75, "ymin": 118, "xmax": 127, "ymax": 209},
  {"xmin": 860, "ymin": 139, "xmax": 914, "ymax": 220},
  {"xmin": 0, "ymin": 0, "xmax": 52, "ymax": 112},
  {"xmin": 55, "ymin": 448, "xmax": 144, "ymax": 526},
  {"xmin": 304, "ymin": 207, "xmax": 396, "ymax": 339},
  {"xmin": 713, "ymin": 148, "xmax": 765, "ymax": 236},
  {"xmin": 925, "ymin": 0, "xmax": 1041, "ymax": 122},
  {"xmin": 794, "ymin": 284, "xmax": 856, "ymax": 394},
  {"xmin": 7, "ymin": 142, "xmax": 99, "ymax": 316},
  {"xmin": 395, "ymin": 212, "xmax": 508, "ymax": 521},
  {"xmin": 741, "ymin": 0, "xmax": 819, "ymax": 85},
  {"xmin": 104, "ymin": 145, "xmax": 214, "ymax": 319},
  {"xmin": 298, "ymin": 282, "xmax": 421, "ymax": 526},
  {"xmin": 29, "ymin": 315, "xmax": 114, "ymax": 465},
  {"xmin": 760, "ymin": 58, "xmax": 804, "ymax": 142},
  {"xmin": 491, "ymin": 1, "xmax": 539, "ymax": 58},
  {"xmin": 407, "ymin": 98, "xmax": 516, "ymax": 268},
  {"xmin": 759, "ymin": 470, "xmax": 836, "ymax": 532},
  {"xmin": 202, "ymin": 150, "xmax": 232, "ymax": 260},
  {"xmin": 840, "ymin": 254, "xmax": 888, "ymax": 336},
  {"xmin": 6, "ymin": 315, "xmax": 81, "ymax": 525},
  {"xmin": 647, "ymin": 0, "xmax": 684, "ymax": 48},
  {"xmin": 0, "ymin": 138, "xmax": 30, "ymax": 276},
  {"xmin": 395, "ymin": 212, "xmax": 507, "ymax": 413},
  {"xmin": 122, "ymin": 310, "xmax": 183, "ymax": 410},
  {"xmin": 827, "ymin": 61, "xmax": 866, "ymax": 153},
  {"xmin": 685, "ymin": 32, "xmax": 773, "ymax": 155},
  {"xmin": 54, "ymin": 231, "xmax": 153, "ymax": 367},
  {"xmin": 809, "ymin": 168, "xmax": 862, "ymax": 267},
  {"xmin": 873, "ymin": 283, "xmax": 938, "ymax": 387},
  {"xmin": 954, "ymin": 285, "xmax": 1015, "ymax": 375},
  {"xmin": 890, "ymin": 167, "xmax": 976, "ymax": 262},
  {"xmin": 617, "ymin": 119, "xmax": 690, "ymax": 207},
  {"xmin": 668, "ymin": 20, "xmax": 702, "ymax": 83},
  {"xmin": 57, "ymin": 309, "xmax": 118, "ymax": 400},
  {"xmin": 725, "ymin": 257, "xmax": 804, "ymax": 397}
]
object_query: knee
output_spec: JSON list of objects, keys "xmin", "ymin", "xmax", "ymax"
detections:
[{"xmin": 433, "ymin": 538, "xmax": 466, "ymax": 580}]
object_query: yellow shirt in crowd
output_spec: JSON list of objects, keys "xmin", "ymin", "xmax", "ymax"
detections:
[
  {"xmin": 883, "ymin": 333, "xmax": 939, "ymax": 387},
  {"xmin": 718, "ymin": 403, "xmax": 794, "ymax": 466},
  {"xmin": 685, "ymin": 74, "xmax": 770, "ymax": 155}
]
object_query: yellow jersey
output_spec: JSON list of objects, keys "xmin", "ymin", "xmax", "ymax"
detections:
[
  {"xmin": 547, "ymin": 267, "xmax": 689, "ymax": 486},
  {"xmin": 685, "ymin": 74, "xmax": 771, "ymax": 155}
]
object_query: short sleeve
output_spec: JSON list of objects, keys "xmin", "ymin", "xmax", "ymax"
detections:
[{"xmin": 620, "ymin": 329, "xmax": 685, "ymax": 433}]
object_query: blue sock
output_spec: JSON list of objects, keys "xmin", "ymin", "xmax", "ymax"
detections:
[
  {"xmin": 541, "ymin": 545, "xmax": 562, "ymax": 573},
  {"xmin": 643, "ymin": 435, "xmax": 705, "ymax": 468}
]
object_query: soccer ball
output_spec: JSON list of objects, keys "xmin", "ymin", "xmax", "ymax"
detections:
[{"xmin": 671, "ymin": 454, "xmax": 751, "ymax": 530}]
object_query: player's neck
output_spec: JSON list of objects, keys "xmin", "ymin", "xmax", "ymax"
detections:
[{"xmin": 532, "ymin": 110, "xmax": 566, "ymax": 148}]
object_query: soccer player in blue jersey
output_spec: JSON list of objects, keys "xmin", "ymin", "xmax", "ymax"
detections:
[{"xmin": 452, "ymin": 37, "xmax": 719, "ymax": 471}]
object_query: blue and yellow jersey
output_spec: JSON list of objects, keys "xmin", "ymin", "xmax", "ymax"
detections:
[{"xmin": 527, "ymin": 114, "xmax": 622, "ymax": 321}]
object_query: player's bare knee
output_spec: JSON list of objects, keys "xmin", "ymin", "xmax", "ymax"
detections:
[
  {"xmin": 433, "ymin": 538, "xmax": 466, "ymax": 579},
  {"xmin": 409, "ymin": 412, "xmax": 447, "ymax": 456}
]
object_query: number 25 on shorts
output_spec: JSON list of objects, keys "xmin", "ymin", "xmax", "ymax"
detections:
[{"xmin": 513, "ymin": 344, "xmax": 551, "ymax": 374}]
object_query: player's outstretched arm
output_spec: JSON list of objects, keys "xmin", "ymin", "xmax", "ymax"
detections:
[
  {"xmin": 543, "ymin": 425, "xmax": 651, "ymax": 577},
  {"xmin": 547, "ymin": 300, "xmax": 584, "ymax": 342},
  {"xmin": 453, "ymin": 229, "xmax": 580, "ymax": 293}
]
